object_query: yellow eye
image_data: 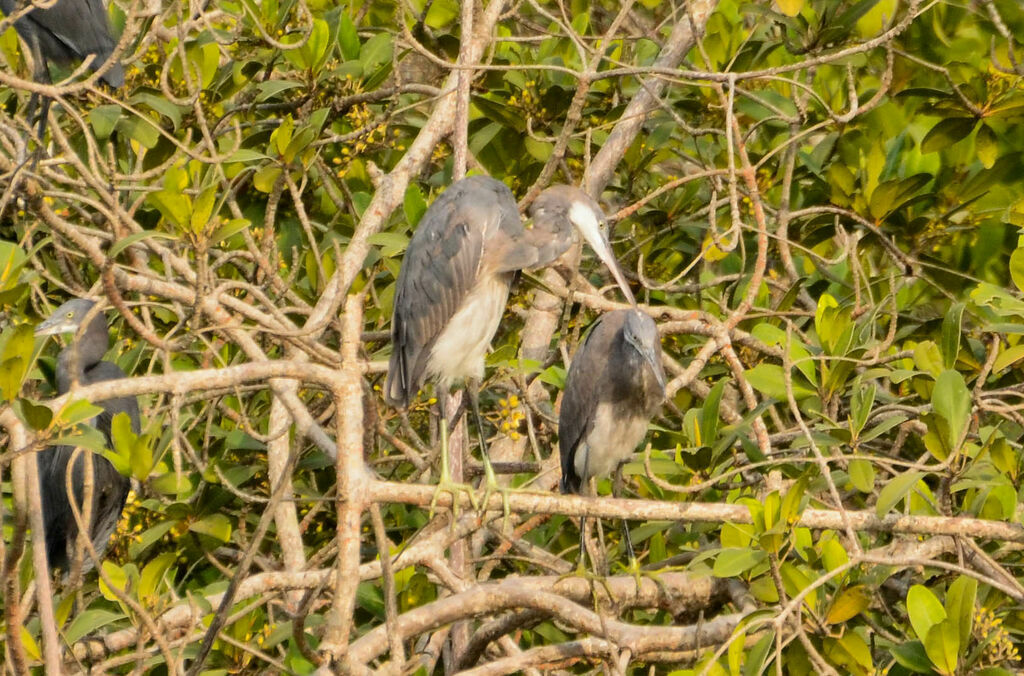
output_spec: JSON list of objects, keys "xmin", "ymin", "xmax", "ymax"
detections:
[{"xmin": 66, "ymin": 312, "xmax": 74, "ymax": 318}]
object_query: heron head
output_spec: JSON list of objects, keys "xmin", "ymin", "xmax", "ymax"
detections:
[
  {"xmin": 531, "ymin": 185, "xmax": 636, "ymax": 305},
  {"xmin": 35, "ymin": 299, "xmax": 100, "ymax": 337},
  {"xmin": 623, "ymin": 310, "xmax": 666, "ymax": 393}
]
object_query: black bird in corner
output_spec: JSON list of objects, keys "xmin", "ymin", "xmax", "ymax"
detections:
[
  {"xmin": 34, "ymin": 298, "xmax": 138, "ymax": 573},
  {"xmin": 0, "ymin": 0, "xmax": 124, "ymax": 139},
  {"xmin": 559, "ymin": 309, "xmax": 666, "ymax": 569}
]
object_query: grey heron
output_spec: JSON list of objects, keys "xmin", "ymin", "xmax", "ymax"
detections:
[
  {"xmin": 386, "ymin": 175, "xmax": 635, "ymax": 507},
  {"xmin": 559, "ymin": 308, "xmax": 666, "ymax": 568},
  {"xmin": 0, "ymin": 0, "xmax": 124, "ymax": 141},
  {"xmin": 34, "ymin": 298, "xmax": 138, "ymax": 573}
]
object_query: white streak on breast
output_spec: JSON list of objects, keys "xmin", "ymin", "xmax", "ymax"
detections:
[
  {"xmin": 575, "ymin": 402, "xmax": 649, "ymax": 483},
  {"xmin": 427, "ymin": 274, "xmax": 510, "ymax": 390}
]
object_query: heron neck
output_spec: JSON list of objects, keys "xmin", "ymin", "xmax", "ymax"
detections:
[{"xmin": 55, "ymin": 317, "xmax": 109, "ymax": 394}]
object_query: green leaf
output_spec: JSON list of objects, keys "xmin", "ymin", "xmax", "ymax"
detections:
[
  {"xmin": 64, "ymin": 609, "xmax": 124, "ymax": 644},
  {"xmin": 913, "ymin": 341, "xmax": 943, "ymax": 377},
  {"xmin": 116, "ymin": 116, "xmax": 161, "ymax": 149},
  {"xmin": 337, "ymin": 13, "xmax": 360, "ymax": 61},
  {"xmin": 283, "ymin": 18, "xmax": 330, "ymax": 70},
  {"xmin": 57, "ymin": 399, "xmax": 105, "ymax": 426},
  {"xmin": 890, "ymin": 640, "xmax": 933, "ymax": 673},
  {"xmin": 932, "ymin": 370, "xmax": 970, "ymax": 451},
  {"xmin": 876, "ymin": 470, "xmax": 924, "ymax": 517},
  {"xmin": 88, "ymin": 105, "xmax": 122, "ymax": 141},
  {"xmin": 921, "ymin": 117, "xmax": 976, "ymax": 154},
  {"xmin": 190, "ymin": 513, "xmax": 232, "ymax": 542},
  {"xmin": 15, "ymin": 398, "xmax": 53, "ymax": 430},
  {"xmin": 271, "ymin": 115, "xmax": 294, "ymax": 157},
  {"xmin": 190, "ymin": 186, "xmax": 218, "ymax": 235},
  {"xmin": 825, "ymin": 631, "xmax": 873, "ymax": 672},
  {"xmin": 869, "ymin": 173, "xmax": 932, "ymax": 220},
  {"xmin": 1010, "ymin": 247, "xmax": 1024, "ymax": 294},
  {"xmin": 0, "ymin": 357, "xmax": 24, "ymax": 402},
  {"xmin": 99, "ymin": 560, "xmax": 130, "ymax": 601},
  {"xmin": 148, "ymin": 189, "xmax": 192, "ymax": 229},
  {"xmin": 924, "ymin": 618, "xmax": 959, "ymax": 675},
  {"xmin": 907, "ymin": 584, "xmax": 946, "ymax": 642},
  {"xmin": 940, "ymin": 304, "xmax": 964, "ymax": 370},
  {"xmin": 359, "ymin": 33, "xmax": 392, "ymax": 75},
  {"xmin": 108, "ymin": 230, "xmax": 178, "ymax": 258},
  {"xmin": 945, "ymin": 576, "xmax": 976, "ymax": 650},
  {"xmin": 138, "ymin": 552, "xmax": 177, "ymax": 602},
  {"xmin": 993, "ymin": 343, "xmax": 1024, "ymax": 373},
  {"xmin": 0, "ymin": 241, "xmax": 28, "ymax": 289},
  {"xmin": 403, "ymin": 184, "xmax": 427, "ymax": 227},
  {"xmin": 826, "ymin": 586, "xmax": 870, "ymax": 624},
  {"xmin": 712, "ymin": 548, "xmax": 766, "ymax": 577},
  {"xmin": 253, "ymin": 165, "xmax": 283, "ymax": 193},
  {"xmin": 209, "ymin": 218, "xmax": 251, "ymax": 245},
  {"xmin": 701, "ymin": 379, "xmax": 725, "ymax": 447},
  {"xmin": 975, "ymin": 123, "xmax": 998, "ymax": 169},
  {"xmin": 850, "ymin": 382, "xmax": 875, "ymax": 436},
  {"xmin": 775, "ymin": 0, "xmax": 803, "ymax": 16},
  {"xmin": 746, "ymin": 363, "xmax": 815, "ymax": 401},
  {"xmin": 849, "ymin": 459, "xmax": 875, "ymax": 493}
]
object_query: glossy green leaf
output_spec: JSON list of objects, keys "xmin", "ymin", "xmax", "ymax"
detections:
[
  {"xmin": 932, "ymin": 369, "xmax": 970, "ymax": 450},
  {"xmin": 907, "ymin": 584, "xmax": 946, "ymax": 641},
  {"xmin": 924, "ymin": 618, "xmax": 959, "ymax": 675},
  {"xmin": 876, "ymin": 471, "xmax": 924, "ymax": 517},
  {"xmin": 712, "ymin": 548, "xmax": 767, "ymax": 577},
  {"xmin": 945, "ymin": 576, "xmax": 976, "ymax": 650},
  {"xmin": 190, "ymin": 513, "xmax": 232, "ymax": 542},
  {"xmin": 921, "ymin": 117, "xmax": 976, "ymax": 154}
]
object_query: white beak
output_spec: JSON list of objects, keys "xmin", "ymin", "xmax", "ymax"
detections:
[{"xmin": 568, "ymin": 202, "xmax": 636, "ymax": 305}]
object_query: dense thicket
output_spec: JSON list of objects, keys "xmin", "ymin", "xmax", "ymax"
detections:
[{"xmin": 1, "ymin": 0, "xmax": 1024, "ymax": 673}]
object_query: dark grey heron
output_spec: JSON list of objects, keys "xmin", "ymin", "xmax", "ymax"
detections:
[
  {"xmin": 559, "ymin": 308, "xmax": 666, "ymax": 569},
  {"xmin": 0, "ymin": 0, "xmax": 124, "ymax": 141},
  {"xmin": 386, "ymin": 175, "xmax": 635, "ymax": 507},
  {"xmin": 34, "ymin": 298, "xmax": 138, "ymax": 573}
]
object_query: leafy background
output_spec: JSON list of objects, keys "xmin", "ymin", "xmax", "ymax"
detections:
[{"xmin": 1, "ymin": 0, "xmax": 1024, "ymax": 673}]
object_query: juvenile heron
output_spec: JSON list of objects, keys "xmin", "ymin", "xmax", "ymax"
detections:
[
  {"xmin": 34, "ymin": 298, "xmax": 138, "ymax": 573},
  {"xmin": 559, "ymin": 309, "xmax": 666, "ymax": 568},
  {"xmin": 386, "ymin": 175, "xmax": 635, "ymax": 504},
  {"xmin": 0, "ymin": 0, "xmax": 124, "ymax": 140}
]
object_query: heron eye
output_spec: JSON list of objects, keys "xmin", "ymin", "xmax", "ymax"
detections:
[{"xmin": 66, "ymin": 312, "xmax": 74, "ymax": 318}]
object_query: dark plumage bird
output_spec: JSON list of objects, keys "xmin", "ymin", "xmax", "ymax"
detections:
[
  {"xmin": 0, "ymin": 0, "xmax": 124, "ymax": 139},
  {"xmin": 386, "ymin": 175, "xmax": 635, "ymax": 497},
  {"xmin": 559, "ymin": 309, "xmax": 666, "ymax": 565},
  {"xmin": 34, "ymin": 298, "xmax": 138, "ymax": 573}
]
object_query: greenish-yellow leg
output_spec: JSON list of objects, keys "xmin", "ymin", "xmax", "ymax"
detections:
[{"xmin": 429, "ymin": 396, "xmax": 478, "ymax": 519}]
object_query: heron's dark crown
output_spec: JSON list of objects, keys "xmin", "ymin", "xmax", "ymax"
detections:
[{"xmin": 622, "ymin": 310, "xmax": 657, "ymax": 350}]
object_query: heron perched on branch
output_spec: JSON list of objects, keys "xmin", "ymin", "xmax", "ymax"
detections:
[
  {"xmin": 34, "ymin": 298, "xmax": 138, "ymax": 573},
  {"xmin": 559, "ymin": 309, "xmax": 666, "ymax": 568},
  {"xmin": 0, "ymin": 0, "xmax": 124, "ymax": 140},
  {"xmin": 386, "ymin": 175, "xmax": 635, "ymax": 506}
]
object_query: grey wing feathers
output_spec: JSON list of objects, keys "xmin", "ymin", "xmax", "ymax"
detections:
[
  {"xmin": 3, "ymin": 0, "xmax": 124, "ymax": 86},
  {"xmin": 87, "ymin": 361, "xmax": 141, "ymax": 435},
  {"xmin": 386, "ymin": 177, "xmax": 516, "ymax": 407},
  {"xmin": 558, "ymin": 317, "xmax": 613, "ymax": 494}
]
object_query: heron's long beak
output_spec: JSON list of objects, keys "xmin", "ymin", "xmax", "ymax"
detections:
[
  {"xmin": 34, "ymin": 318, "xmax": 75, "ymax": 337},
  {"xmin": 569, "ymin": 202, "xmax": 636, "ymax": 305},
  {"xmin": 640, "ymin": 344, "xmax": 667, "ymax": 393}
]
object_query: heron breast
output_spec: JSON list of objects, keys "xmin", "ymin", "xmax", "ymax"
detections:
[
  {"xmin": 575, "ymin": 402, "xmax": 650, "ymax": 482},
  {"xmin": 427, "ymin": 274, "xmax": 511, "ymax": 389}
]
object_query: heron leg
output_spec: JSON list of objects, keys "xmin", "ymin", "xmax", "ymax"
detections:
[
  {"xmin": 429, "ymin": 391, "xmax": 477, "ymax": 520},
  {"xmin": 467, "ymin": 380, "xmax": 510, "ymax": 524},
  {"xmin": 613, "ymin": 464, "xmax": 643, "ymax": 593}
]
